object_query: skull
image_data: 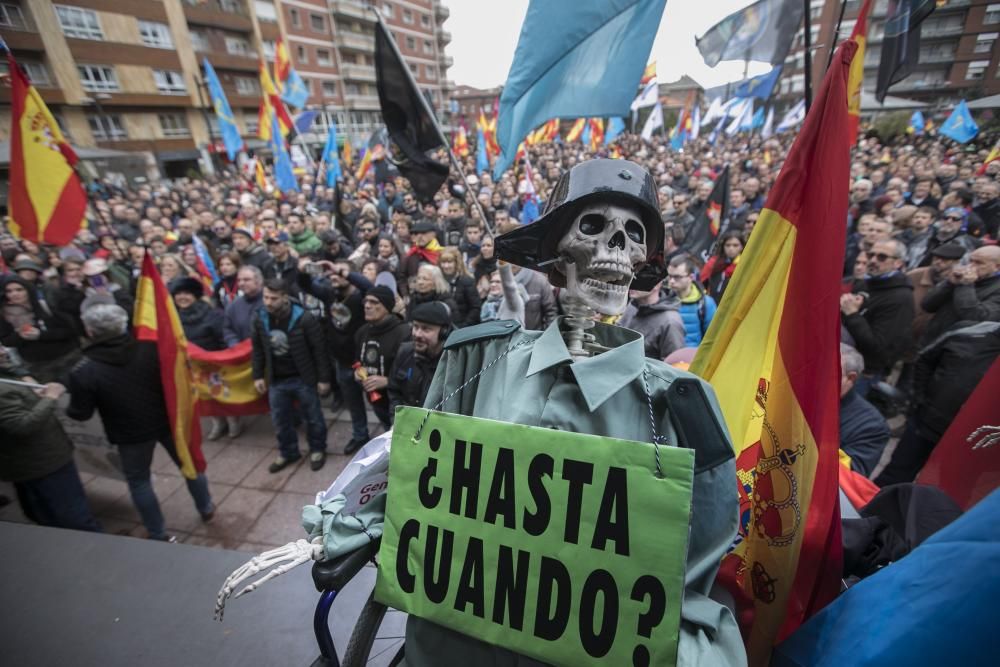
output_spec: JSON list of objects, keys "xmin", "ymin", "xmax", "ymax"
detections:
[{"xmin": 556, "ymin": 202, "xmax": 647, "ymax": 315}]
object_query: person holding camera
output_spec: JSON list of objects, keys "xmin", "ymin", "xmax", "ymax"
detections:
[{"xmin": 919, "ymin": 246, "xmax": 1000, "ymax": 346}]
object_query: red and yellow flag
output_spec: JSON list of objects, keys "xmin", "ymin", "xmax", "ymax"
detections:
[
  {"xmin": 355, "ymin": 147, "xmax": 372, "ymax": 181},
  {"xmin": 342, "ymin": 136, "xmax": 354, "ymax": 168},
  {"xmin": 453, "ymin": 124, "xmax": 469, "ymax": 156},
  {"xmin": 846, "ymin": 0, "xmax": 873, "ymax": 139},
  {"xmin": 977, "ymin": 138, "xmax": 1000, "ymax": 176},
  {"xmin": 134, "ymin": 252, "xmax": 206, "ymax": 480},
  {"xmin": 640, "ymin": 61, "xmax": 656, "ymax": 86},
  {"xmin": 254, "ymin": 158, "xmax": 269, "ymax": 191},
  {"xmin": 588, "ymin": 118, "xmax": 604, "ymax": 152},
  {"xmin": 690, "ymin": 39, "xmax": 858, "ymax": 663},
  {"xmin": 257, "ymin": 61, "xmax": 294, "ymax": 141},
  {"xmin": 564, "ymin": 118, "xmax": 586, "ymax": 143},
  {"xmin": 189, "ymin": 339, "xmax": 269, "ymax": 417},
  {"xmin": 6, "ymin": 49, "xmax": 87, "ymax": 246},
  {"xmin": 274, "ymin": 38, "xmax": 292, "ymax": 92}
]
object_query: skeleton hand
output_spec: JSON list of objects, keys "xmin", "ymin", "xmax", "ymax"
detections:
[
  {"xmin": 214, "ymin": 537, "xmax": 324, "ymax": 621},
  {"xmin": 968, "ymin": 425, "xmax": 1000, "ymax": 450}
]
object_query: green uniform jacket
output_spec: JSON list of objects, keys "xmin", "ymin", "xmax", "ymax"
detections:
[
  {"xmin": 289, "ymin": 229, "xmax": 324, "ymax": 256},
  {"xmin": 403, "ymin": 318, "xmax": 746, "ymax": 666}
]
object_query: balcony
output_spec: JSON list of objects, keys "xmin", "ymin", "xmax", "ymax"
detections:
[
  {"xmin": 344, "ymin": 94, "xmax": 380, "ymax": 110},
  {"xmin": 442, "ymin": 54, "xmax": 454, "ymax": 68},
  {"xmin": 341, "ymin": 63, "xmax": 376, "ymax": 82},
  {"xmin": 435, "ymin": 4, "xmax": 449, "ymax": 22},
  {"xmin": 918, "ymin": 51, "xmax": 957, "ymax": 64},
  {"xmin": 332, "ymin": 0, "xmax": 374, "ymax": 22},
  {"xmin": 200, "ymin": 51, "xmax": 258, "ymax": 72},
  {"xmin": 437, "ymin": 29, "xmax": 451, "ymax": 45},
  {"xmin": 921, "ymin": 24, "xmax": 964, "ymax": 39},
  {"xmin": 183, "ymin": 0, "xmax": 252, "ymax": 32},
  {"xmin": 340, "ymin": 31, "xmax": 375, "ymax": 51}
]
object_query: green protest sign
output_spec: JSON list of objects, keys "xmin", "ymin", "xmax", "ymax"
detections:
[{"xmin": 375, "ymin": 407, "xmax": 695, "ymax": 667}]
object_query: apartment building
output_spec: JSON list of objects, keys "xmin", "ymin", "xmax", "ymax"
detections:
[{"xmin": 0, "ymin": 0, "xmax": 454, "ymax": 181}]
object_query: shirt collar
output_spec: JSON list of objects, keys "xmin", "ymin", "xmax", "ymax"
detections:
[{"xmin": 526, "ymin": 318, "xmax": 647, "ymax": 412}]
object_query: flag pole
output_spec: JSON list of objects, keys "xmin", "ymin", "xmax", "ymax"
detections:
[
  {"xmin": 803, "ymin": 0, "xmax": 813, "ymax": 113},
  {"xmin": 368, "ymin": 7, "xmax": 494, "ymax": 237},
  {"xmin": 827, "ymin": 0, "xmax": 848, "ymax": 72}
]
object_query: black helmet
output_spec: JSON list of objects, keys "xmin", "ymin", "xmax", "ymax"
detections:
[{"xmin": 495, "ymin": 159, "xmax": 666, "ymax": 291}]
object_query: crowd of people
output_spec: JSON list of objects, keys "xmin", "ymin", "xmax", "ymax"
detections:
[{"xmin": 1, "ymin": 124, "xmax": 998, "ymax": 541}]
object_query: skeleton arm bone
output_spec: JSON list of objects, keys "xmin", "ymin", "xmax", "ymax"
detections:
[{"xmin": 214, "ymin": 538, "xmax": 324, "ymax": 621}]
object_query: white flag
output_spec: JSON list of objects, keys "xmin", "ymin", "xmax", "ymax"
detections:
[
  {"xmin": 690, "ymin": 104, "xmax": 701, "ymax": 140},
  {"xmin": 761, "ymin": 106, "xmax": 775, "ymax": 139},
  {"xmin": 631, "ymin": 80, "xmax": 659, "ymax": 112},
  {"xmin": 726, "ymin": 100, "xmax": 753, "ymax": 136},
  {"xmin": 776, "ymin": 99, "xmax": 806, "ymax": 133},
  {"xmin": 641, "ymin": 103, "xmax": 663, "ymax": 140},
  {"xmin": 702, "ymin": 96, "xmax": 725, "ymax": 126}
]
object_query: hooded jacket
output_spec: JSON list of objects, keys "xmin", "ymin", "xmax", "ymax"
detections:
[
  {"xmin": 289, "ymin": 228, "xmax": 323, "ymax": 256},
  {"xmin": 67, "ymin": 335, "xmax": 170, "ymax": 444},
  {"xmin": 250, "ymin": 303, "xmax": 330, "ymax": 386},
  {"xmin": 843, "ymin": 272, "xmax": 915, "ymax": 374},
  {"xmin": 619, "ymin": 291, "xmax": 686, "ymax": 360},
  {"xmin": 676, "ymin": 282, "xmax": 717, "ymax": 346}
]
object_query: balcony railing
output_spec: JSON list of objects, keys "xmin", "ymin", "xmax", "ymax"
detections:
[
  {"xmin": 341, "ymin": 63, "xmax": 376, "ymax": 82},
  {"xmin": 345, "ymin": 94, "xmax": 380, "ymax": 109},
  {"xmin": 437, "ymin": 29, "xmax": 451, "ymax": 44},
  {"xmin": 442, "ymin": 54, "xmax": 454, "ymax": 68},
  {"xmin": 340, "ymin": 31, "xmax": 375, "ymax": 51},
  {"xmin": 435, "ymin": 4, "xmax": 449, "ymax": 22},
  {"xmin": 332, "ymin": 0, "xmax": 374, "ymax": 22}
]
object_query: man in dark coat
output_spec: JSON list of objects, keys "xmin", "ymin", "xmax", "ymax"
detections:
[
  {"xmin": 232, "ymin": 227, "xmax": 275, "ymax": 278},
  {"xmin": 875, "ymin": 321, "xmax": 1000, "ymax": 486},
  {"xmin": 251, "ymin": 278, "xmax": 331, "ymax": 472},
  {"xmin": 839, "ymin": 344, "xmax": 889, "ymax": 477},
  {"xmin": 920, "ymin": 245, "xmax": 1000, "ymax": 345},
  {"xmin": 354, "ymin": 286, "xmax": 410, "ymax": 435},
  {"xmin": 619, "ymin": 280, "xmax": 686, "ymax": 360},
  {"xmin": 841, "ymin": 240, "xmax": 915, "ymax": 380},
  {"xmin": 67, "ymin": 304, "xmax": 214, "ymax": 541},
  {"xmin": 387, "ymin": 301, "xmax": 448, "ymax": 416}
]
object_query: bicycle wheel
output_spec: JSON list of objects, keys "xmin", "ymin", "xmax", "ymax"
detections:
[{"xmin": 341, "ymin": 590, "xmax": 389, "ymax": 667}]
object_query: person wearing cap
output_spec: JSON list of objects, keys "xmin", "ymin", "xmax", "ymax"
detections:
[
  {"xmin": 264, "ymin": 231, "xmax": 299, "ymax": 289},
  {"xmin": 231, "ymin": 227, "xmax": 276, "ymax": 278},
  {"xmin": 917, "ymin": 206, "xmax": 980, "ymax": 267},
  {"xmin": 353, "ymin": 285, "xmax": 410, "ymax": 437},
  {"xmin": 399, "ymin": 219, "xmax": 443, "ymax": 285},
  {"xmin": 251, "ymin": 278, "xmax": 331, "ymax": 472},
  {"xmin": 387, "ymin": 300, "xmax": 449, "ymax": 417},
  {"xmin": 920, "ymin": 245, "xmax": 1000, "ymax": 345},
  {"xmin": 170, "ymin": 276, "xmax": 226, "ymax": 439},
  {"xmin": 906, "ymin": 242, "xmax": 966, "ymax": 343}
]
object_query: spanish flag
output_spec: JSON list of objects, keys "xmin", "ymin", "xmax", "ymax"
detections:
[
  {"xmin": 257, "ymin": 61, "xmax": 294, "ymax": 141},
  {"xmin": 134, "ymin": 252, "xmax": 206, "ymax": 480},
  {"xmin": 342, "ymin": 136, "xmax": 354, "ymax": 168},
  {"xmin": 453, "ymin": 124, "xmax": 469, "ymax": 157},
  {"xmin": 846, "ymin": 0, "xmax": 873, "ymax": 139},
  {"xmin": 355, "ymin": 147, "xmax": 372, "ymax": 181},
  {"xmin": 564, "ymin": 118, "xmax": 586, "ymax": 143},
  {"xmin": 274, "ymin": 38, "xmax": 292, "ymax": 92},
  {"xmin": 189, "ymin": 339, "xmax": 269, "ymax": 417},
  {"xmin": 640, "ymin": 61, "xmax": 656, "ymax": 86},
  {"xmin": 6, "ymin": 47, "xmax": 87, "ymax": 246},
  {"xmin": 690, "ymin": 39, "xmax": 857, "ymax": 663},
  {"xmin": 588, "ymin": 118, "xmax": 604, "ymax": 152},
  {"xmin": 977, "ymin": 138, "xmax": 1000, "ymax": 176}
]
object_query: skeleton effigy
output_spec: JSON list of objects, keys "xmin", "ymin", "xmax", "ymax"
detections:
[{"xmin": 217, "ymin": 159, "xmax": 746, "ymax": 665}]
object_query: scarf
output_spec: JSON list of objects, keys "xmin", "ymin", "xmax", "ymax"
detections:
[{"xmin": 407, "ymin": 238, "xmax": 442, "ymax": 264}]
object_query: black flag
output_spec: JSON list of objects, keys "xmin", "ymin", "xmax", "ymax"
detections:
[
  {"xmin": 680, "ymin": 166, "xmax": 730, "ymax": 264},
  {"xmin": 875, "ymin": 0, "xmax": 936, "ymax": 103},
  {"xmin": 696, "ymin": 0, "xmax": 804, "ymax": 68},
  {"xmin": 374, "ymin": 19, "xmax": 449, "ymax": 202}
]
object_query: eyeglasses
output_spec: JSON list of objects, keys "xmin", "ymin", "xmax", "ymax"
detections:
[
  {"xmin": 666, "ymin": 273, "xmax": 690, "ymax": 281},
  {"xmin": 871, "ymin": 252, "xmax": 899, "ymax": 262},
  {"xmin": 360, "ymin": 227, "xmax": 376, "ymax": 233},
  {"xmin": 943, "ymin": 216, "xmax": 963, "ymax": 222}
]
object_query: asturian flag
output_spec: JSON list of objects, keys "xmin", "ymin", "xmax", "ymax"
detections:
[{"xmin": 776, "ymin": 99, "xmax": 806, "ymax": 133}]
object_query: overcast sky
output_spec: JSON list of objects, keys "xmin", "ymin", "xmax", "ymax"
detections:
[{"xmin": 443, "ymin": 0, "xmax": 773, "ymax": 91}]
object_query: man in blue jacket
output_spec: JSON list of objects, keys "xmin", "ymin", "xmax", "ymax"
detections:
[
  {"xmin": 839, "ymin": 343, "xmax": 889, "ymax": 476},
  {"xmin": 667, "ymin": 254, "xmax": 717, "ymax": 346}
]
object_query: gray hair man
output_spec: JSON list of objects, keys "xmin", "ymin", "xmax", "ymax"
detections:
[{"xmin": 838, "ymin": 343, "xmax": 889, "ymax": 476}]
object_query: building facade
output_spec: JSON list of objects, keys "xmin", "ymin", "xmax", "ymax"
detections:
[
  {"xmin": 778, "ymin": 0, "xmax": 1000, "ymax": 108},
  {"xmin": 0, "ymin": 0, "xmax": 454, "ymax": 180}
]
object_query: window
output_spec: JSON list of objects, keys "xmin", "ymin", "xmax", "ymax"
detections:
[
  {"xmin": 967, "ymin": 60, "xmax": 990, "ymax": 80},
  {"xmin": 78, "ymin": 65, "xmax": 119, "ymax": 92},
  {"xmin": 975, "ymin": 33, "xmax": 998, "ymax": 54},
  {"xmin": 297, "ymin": 45, "xmax": 308, "ymax": 63},
  {"xmin": 424, "ymin": 64, "xmax": 436, "ymax": 80},
  {"xmin": 88, "ymin": 114, "xmax": 127, "ymax": 141},
  {"xmin": 322, "ymin": 81, "xmax": 337, "ymax": 96},
  {"xmin": 158, "ymin": 113, "xmax": 190, "ymax": 137},
  {"xmin": 262, "ymin": 40, "xmax": 276, "ymax": 61},
  {"xmin": 346, "ymin": 82, "xmax": 360, "ymax": 95},
  {"xmin": 189, "ymin": 31, "xmax": 210, "ymax": 52},
  {"xmin": 310, "ymin": 13, "xmax": 325, "ymax": 32},
  {"xmin": 1, "ymin": 60, "xmax": 50, "ymax": 85},
  {"xmin": 235, "ymin": 76, "xmax": 259, "ymax": 95},
  {"xmin": 408, "ymin": 63, "xmax": 417, "ymax": 75},
  {"xmin": 317, "ymin": 48, "xmax": 332, "ymax": 66},
  {"xmin": 289, "ymin": 8, "xmax": 299, "ymax": 27},
  {"xmin": 55, "ymin": 5, "xmax": 102, "ymax": 40},
  {"xmin": 403, "ymin": 9, "xmax": 413, "ymax": 24},
  {"xmin": 0, "ymin": 3, "xmax": 27, "ymax": 30},
  {"xmin": 138, "ymin": 21, "xmax": 173, "ymax": 49},
  {"xmin": 254, "ymin": 0, "xmax": 277, "ymax": 22},
  {"xmin": 244, "ymin": 112, "xmax": 259, "ymax": 135},
  {"xmin": 423, "ymin": 39, "xmax": 433, "ymax": 55},
  {"xmin": 405, "ymin": 36, "xmax": 415, "ymax": 50},
  {"xmin": 987, "ymin": 4, "xmax": 1000, "ymax": 25},
  {"xmin": 421, "ymin": 14, "xmax": 430, "ymax": 28},
  {"xmin": 382, "ymin": 3, "xmax": 393, "ymax": 19},
  {"xmin": 225, "ymin": 37, "xmax": 251, "ymax": 56},
  {"xmin": 154, "ymin": 70, "xmax": 186, "ymax": 94}
]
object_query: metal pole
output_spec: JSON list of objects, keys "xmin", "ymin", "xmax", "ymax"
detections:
[
  {"xmin": 803, "ymin": 0, "xmax": 813, "ymax": 113},
  {"xmin": 368, "ymin": 8, "xmax": 493, "ymax": 236},
  {"xmin": 827, "ymin": 0, "xmax": 848, "ymax": 72}
]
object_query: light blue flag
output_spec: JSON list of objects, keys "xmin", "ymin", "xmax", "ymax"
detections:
[
  {"xmin": 322, "ymin": 122, "xmax": 341, "ymax": 187},
  {"xmin": 271, "ymin": 113, "xmax": 298, "ymax": 193},
  {"xmin": 295, "ymin": 110, "xmax": 318, "ymax": 134},
  {"xmin": 940, "ymin": 100, "xmax": 978, "ymax": 144},
  {"xmin": 751, "ymin": 106, "xmax": 765, "ymax": 129},
  {"xmin": 581, "ymin": 120, "xmax": 592, "ymax": 148},
  {"xmin": 202, "ymin": 59, "xmax": 242, "ymax": 161},
  {"xmin": 909, "ymin": 110, "xmax": 925, "ymax": 136},
  {"xmin": 669, "ymin": 111, "xmax": 685, "ymax": 150},
  {"xmin": 492, "ymin": 0, "xmax": 668, "ymax": 178},
  {"xmin": 604, "ymin": 116, "xmax": 625, "ymax": 145},
  {"xmin": 733, "ymin": 65, "xmax": 783, "ymax": 100},
  {"xmin": 476, "ymin": 127, "xmax": 489, "ymax": 175},
  {"xmin": 281, "ymin": 68, "xmax": 309, "ymax": 109}
]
